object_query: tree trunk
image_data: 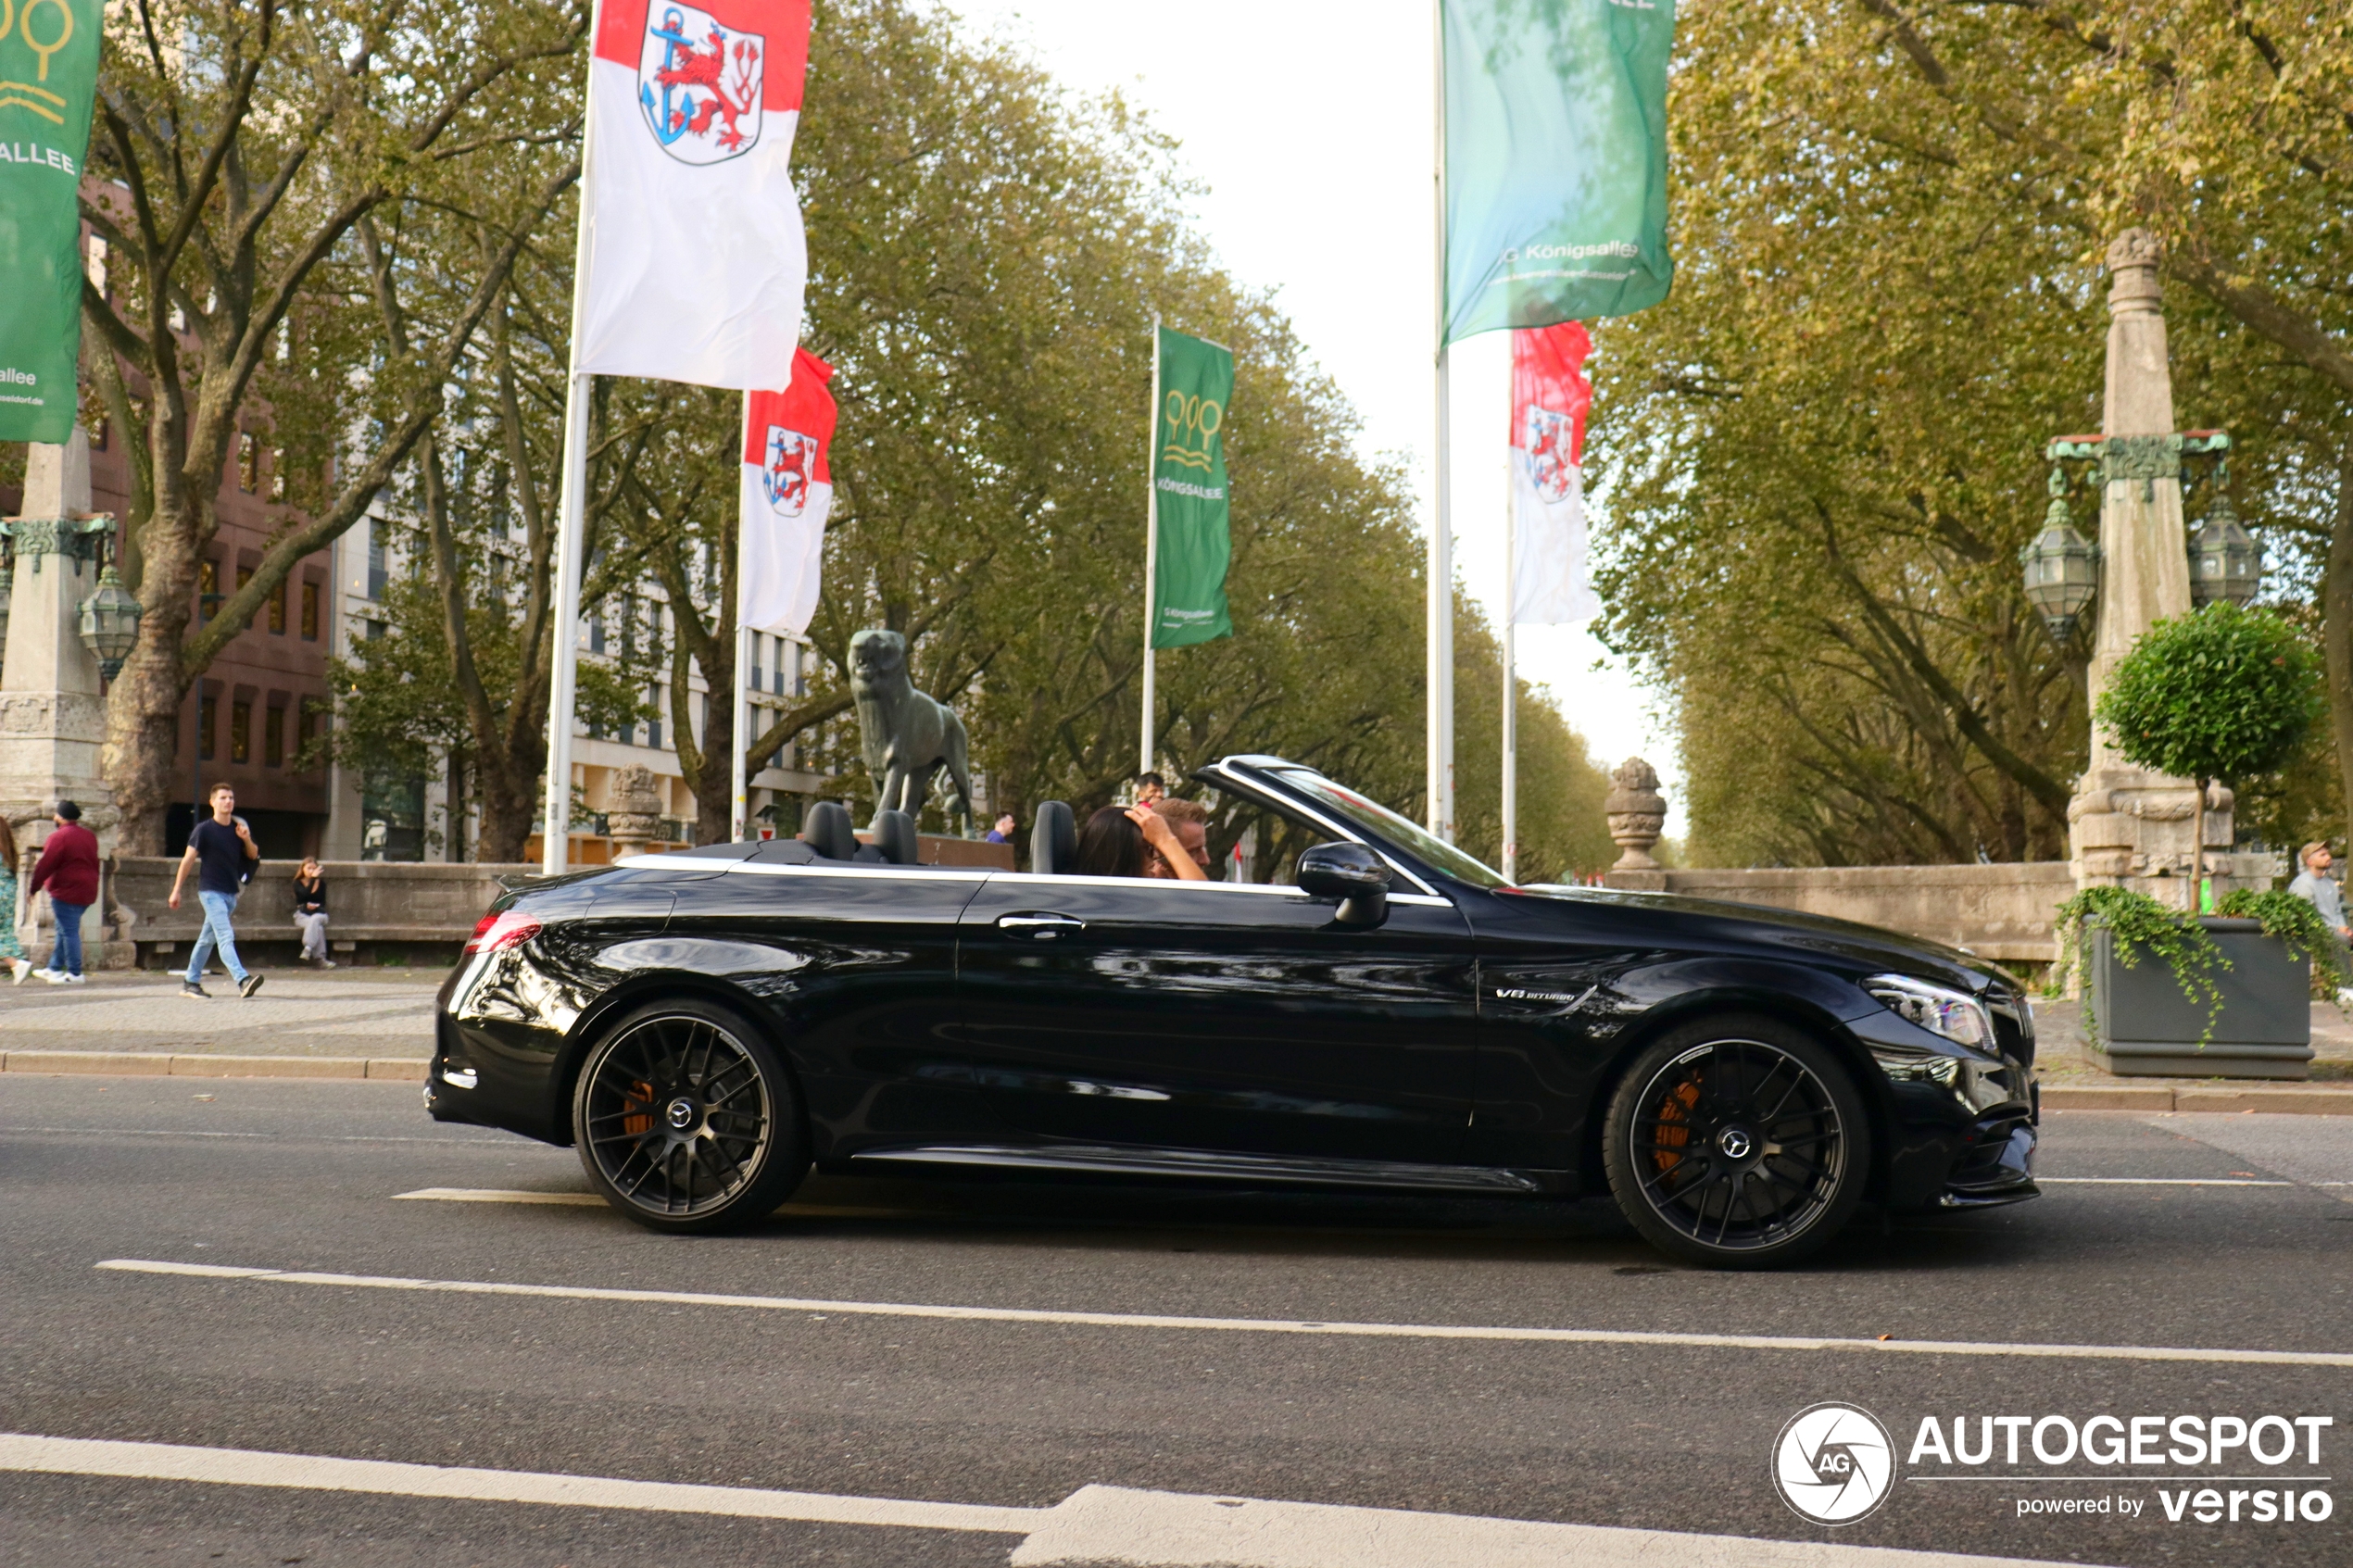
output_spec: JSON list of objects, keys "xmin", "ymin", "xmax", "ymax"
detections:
[
  {"xmin": 2327, "ymin": 444, "xmax": 2353, "ymax": 861},
  {"xmin": 101, "ymin": 483, "xmax": 208, "ymax": 854}
]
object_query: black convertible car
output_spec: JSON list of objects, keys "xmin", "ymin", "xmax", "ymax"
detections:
[{"xmin": 430, "ymin": 755, "xmax": 2036, "ymax": 1266}]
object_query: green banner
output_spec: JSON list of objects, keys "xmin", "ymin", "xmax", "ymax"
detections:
[
  {"xmin": 1150, "ymin": 324, "xmax": 1234, "ymax": 649},
  {"xmin": 0, "ymin": 0, "xmax": 100, "ymax": 444},
  {"xmin": 1442, "ymin": 0, "xmax": 1675, "ymax": 344}
]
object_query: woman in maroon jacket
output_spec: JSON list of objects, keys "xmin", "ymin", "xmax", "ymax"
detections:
[{"xmin": 28, "ymin": 800, "xmax": 100, "ymax": 984}]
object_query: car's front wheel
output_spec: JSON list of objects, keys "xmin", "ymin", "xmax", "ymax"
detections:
[
  {"xmin": 573, "ymin": 998, "xmax": 808, "ymax": 1233},
  {"xmin": 1603, "ymin": 1016, "xmax": 1870, "ymax": 1269}
]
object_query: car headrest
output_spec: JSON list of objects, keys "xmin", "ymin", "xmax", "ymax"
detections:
[
  {"xmin": 803, "ymin": 801, "xmax": 859, "ymax": 860},
  {"xmin": 870, "ymin": 809, "xmax": 919, "ymax": 867},
  {"xmin": 1031, "ymin": 801, "xmax": 1075, "ymax": 875}
]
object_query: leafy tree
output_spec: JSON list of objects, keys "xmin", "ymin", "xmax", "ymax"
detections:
[
  {"xmin": 1592, "ymin": 0, "xmax": 2345, "ymax": 866},
  {"xmin": 82, "ymin": 0, "xmax": 586, "ymax": 850},
  {"xmin": 2096, "ymin": 603, "xmax": 2323, "ymax": 896}
]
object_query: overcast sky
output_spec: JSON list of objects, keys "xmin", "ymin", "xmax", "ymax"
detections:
[{"xmin": 940, "ymin": 0, "xmax": 1685, "ymax": 837}]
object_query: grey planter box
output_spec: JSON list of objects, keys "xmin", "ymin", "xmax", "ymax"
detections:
[{"xmin": 2092, "ymin": 917, "xmax": 2314, "ymax": 1080}]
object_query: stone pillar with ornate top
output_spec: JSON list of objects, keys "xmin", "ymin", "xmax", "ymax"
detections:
[
  {"xmin": 1, "ymin": 428, "xmax": 125, "ymax": 964},
  {"xmin": 1603, "ymin": 757, "xmax": 1668, "ymax": 891},
  {"xmin": 2066, "ymin": 232, "xmax": 2244, "ymax": 902},
  {"xmin": 603, "ymin": 764, "xmax": 666, "ymax": 860}
]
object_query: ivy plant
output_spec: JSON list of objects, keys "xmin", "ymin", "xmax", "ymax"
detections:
[
  {"xmin": 2215, "ymin": 888, "xmax": 2353, "ymax": 995},
  {"xmin": 2053, "ymin": 886, "xmax": 2227, "ymax": 1045}
]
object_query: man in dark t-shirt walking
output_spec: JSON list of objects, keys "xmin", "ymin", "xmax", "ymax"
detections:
[{"xmin": 169, "ymin": 783, "xmax": 264, "ymax": 998}]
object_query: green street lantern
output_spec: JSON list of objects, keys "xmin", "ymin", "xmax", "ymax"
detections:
[
  {"xmin": 77, "ymin": 560, "xmax": 143, "ymax": 681},
  {"xmin": 2020, "ymin": 468, "xmax": 2099, "ymax": 642},
  {"xmin": 2188, "ymin": 480, "xmax": 2261, "ymax": 609}
]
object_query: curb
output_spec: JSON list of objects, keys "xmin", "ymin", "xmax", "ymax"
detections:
[
  {"xmin": 2043, "ymin": 1082, "xmax": 2353, "ymax": 1115},
  {"xmin": 0, "ymin": 1051, "xmax": 427, "ymax": 1082}
]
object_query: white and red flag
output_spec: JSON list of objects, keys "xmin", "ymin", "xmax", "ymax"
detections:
[
  {"xmin": 739, "ymin": 347, "xmax": 837, "ymax": 635},
  {"xmin": 578, "ymin": 0, "xmax": 811, "ymax": 388},
  {"xmin": 1508, "ymin": 320, "xmax": 1600, "ymax": 624}
]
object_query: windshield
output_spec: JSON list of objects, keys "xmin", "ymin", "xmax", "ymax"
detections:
[{"xmin": 1265, "ymin": 768, "xmax": 1509, "ymax": 889}]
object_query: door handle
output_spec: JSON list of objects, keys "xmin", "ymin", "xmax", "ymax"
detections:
[{"xmin": 997, "ymin": 913, "xmax": 1085, "ymax": 938}]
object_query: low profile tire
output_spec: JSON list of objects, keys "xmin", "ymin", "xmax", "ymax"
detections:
[
  {"xmin": 572, "ymin": 998, "xmax": 809, "ymax": 1234},
  {"xmin": 1602, "ymin": 1015, "xmax": 1871, "ymax": 1270}
]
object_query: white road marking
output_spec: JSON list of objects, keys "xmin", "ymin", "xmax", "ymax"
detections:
[
  {"xmin": 94, "ymin": 1258, "xmax": 2353, "ymax": 1370},
  {"xmin": 0, "ymin": 1432, "xmax": 1037, "ymax": 1533},
  {"xmin": 0, "ymin": 1436, "xmax": 2095, "ymax": 1567},
  {"xmin": 395, "ymin": 1187, "xmax": 604, "ymax": 1207},
  {"xmin": 391, "ymin": 1187, "xmax": 918, "ymax": 1218},
  {"xmin": 2039, "ymin": 1176, "xmax": 2292, "ymax": 1186}
]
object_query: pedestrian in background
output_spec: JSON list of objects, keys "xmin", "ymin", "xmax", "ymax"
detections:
[
  {"xmin": 0, "ymin": 816, "xmax": 31, "ymax": 985},
  {"xmin": 985, "ymin": 812, "xmax": 1015, "ymax": 844},
  {"xmin": 2289, "ymin": 842, "xmax": 2349, "ymax": 944},
  {"xmin": 1133, "ymin": 771, "xmax": 1166, "ymax": 807},
  {"xmin": 292, "ymin": 859, "xmax": 333, "ymax": 969},
  {"xmin": 169, "ymin": 783, "xmax": 264, "ymax": 999},
  {"xmin": 27, "ymin": 800, "xmax": 100, "ymax": 985}
]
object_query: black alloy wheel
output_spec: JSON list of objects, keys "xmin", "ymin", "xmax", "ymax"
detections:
[
  {"xmin": 573, "ymin": 998, "xmax": 808, "ymax": 1233},
  {"xmin": 1603, "ymin": 1016, "xmax": 1870, "ymax": 1269}
]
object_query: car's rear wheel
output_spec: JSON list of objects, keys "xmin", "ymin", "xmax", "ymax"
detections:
[
  {"xmin": 1603, "ymin": 1016, "xmax": 1870, "ymax": 1269},
  {"xmin": 573, "ymin": 998, "xmax": 808, "ymax": 1233}
]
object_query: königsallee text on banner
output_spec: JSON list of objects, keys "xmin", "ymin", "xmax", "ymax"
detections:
[
  {"xmin": 1509, "ymin": 321, "xmax": 1599, "ymax": 625},
  {"xmin": 739, "ymin": 346, "xmax": 837, "ymax": 637},
  {"xmin": 1151, "ymin": 326, "xmax": 1234, "ymax": 649},
  {"xmin": 577, "ymin": 0, "xmax": 812, "ymax": 389},
  {"xmin": 1441, "ymin": 0, "xmax": 1674, "ymax": 343},
  {"xmin": 0, "ymin": 0, "xmax": 101, "ymax": 443}
]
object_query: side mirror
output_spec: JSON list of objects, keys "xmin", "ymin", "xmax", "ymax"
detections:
[{"xmin": 1298, "ymin": 842, "xmax": 1391, "ymax": 927}]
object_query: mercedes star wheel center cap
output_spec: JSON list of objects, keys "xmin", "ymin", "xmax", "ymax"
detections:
[
  {"xmin": 666, "ymin": 1098, "xmax": 698, "ymax": 1131},
  {"xmin": 1717, "ymin": 1126, "xmax": 1755, "ymax": 1160}
]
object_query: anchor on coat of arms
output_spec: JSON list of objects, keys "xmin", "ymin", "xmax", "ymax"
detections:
[{"xmin": 636, "ymin": 3, "xmax": 765, "ymax": 166}]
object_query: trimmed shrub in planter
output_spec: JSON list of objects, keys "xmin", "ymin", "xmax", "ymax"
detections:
[{"xmin": 2090, "ymin": 917, "xmax": 2312, "ymax": 1080}]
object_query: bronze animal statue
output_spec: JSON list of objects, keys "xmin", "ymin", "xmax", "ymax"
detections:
[{"xmin": 848, "ymin": 629, "xmax": 975, "ymax": 836}]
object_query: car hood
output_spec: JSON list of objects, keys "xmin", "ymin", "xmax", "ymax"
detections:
[{"xmin": 1505, "ymin": 884, "xmax": 1999, "ymax": 993}]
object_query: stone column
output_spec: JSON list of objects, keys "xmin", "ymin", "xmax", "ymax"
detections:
[
  {"xmin": 2067, "ymin": 232, "xmax": 2238, "ymax": 899},
  {"xmin": 604, "ymin": 764, "xmax": 665, "ymax": 860},
  {"xmin": 1603, "ymin": 758, "xmax": 1668, "ymax": 891},
  {"xmin": 1, "ymin": 427, "xmax": 124, "ymax": 964}
]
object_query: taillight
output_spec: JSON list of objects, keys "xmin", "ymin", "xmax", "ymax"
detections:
[{"xmin": 464, "ymin": 909, "xmax": 542, "ymax": 956}]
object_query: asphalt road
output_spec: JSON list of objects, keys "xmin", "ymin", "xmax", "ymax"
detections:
[{"xmin": 2, "ymin": 1074, "xmax": 2348, "ymax": 1567}]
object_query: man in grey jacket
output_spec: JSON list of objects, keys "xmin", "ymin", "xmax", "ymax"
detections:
[{"xmin": 2288, "ymin": 842, "xmax": 2349, "ymax": 943}]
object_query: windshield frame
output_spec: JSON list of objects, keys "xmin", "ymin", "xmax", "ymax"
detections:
[{"xmin": 1256, "ymin": 766, "xmax": 1511, "ymax": 890}]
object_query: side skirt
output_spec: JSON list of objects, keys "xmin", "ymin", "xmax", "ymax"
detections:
[{"xmin": 847, "ymin": 1142, "xmax": 1548, "ymax": 1195}]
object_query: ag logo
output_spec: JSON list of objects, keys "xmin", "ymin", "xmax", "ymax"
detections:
[
  {"xmin": 636, "ymin": 3, "xmax": 764, "ymax": 165},
  {"xmin": 1159, "ymin": 390, "xmax": 1222, "ymax": 473},
  {"xmin": 1772, "ymin": 1402, "xmax": 1894, "ymax": 1524}
]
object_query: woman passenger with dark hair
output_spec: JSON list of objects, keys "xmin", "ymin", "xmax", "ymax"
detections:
[{"xmin": 1071, "ymin": 804, "xmax": 1209, "ymax": 880}]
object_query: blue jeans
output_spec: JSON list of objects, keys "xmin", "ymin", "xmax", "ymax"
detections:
[
  {"xmin": 47, "ymin": 899, "xmax": 87, "ymax": 977},
  {"xmin": 185, "ymin": 889, "xmax": 247, "ymax": 985}
]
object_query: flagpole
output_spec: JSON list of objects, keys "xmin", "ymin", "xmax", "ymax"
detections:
[
  {"xmin": 1502, "ymin": 440, "xmax": 1517, "ymax": 884},
  {"xmin": 730, "ymin": 395, "xmax": 753, "ymax": 842},
  {"xmin": 1428, "ymin": 0, "xmax": 1454, "ymax": 842},
  {"xmin": 1140, "ymin": 314, "xmax": 1161, "ymax": 779},
  {"xmin": 541, "ymin": 46, "xmax": 602, "ymax": 877}
]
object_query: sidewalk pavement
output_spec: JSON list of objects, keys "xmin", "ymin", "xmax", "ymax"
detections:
[{"xmin": 0, "ymin": 970, "xmax": 439, "ymax": 1079}]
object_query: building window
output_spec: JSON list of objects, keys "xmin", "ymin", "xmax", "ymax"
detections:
[
  {"xmin": 230, "ymin": 699, "xmax": 252, "ymax": 764},
  {"xmin": 366, "ymin": 520, "xmax": 387, "ymax": 600},
  {"xmin": 236, "ymin": 563, "xmax": 254, "ymax": 599},
  {"xmin": 588, "ymin": 611, "xmax": 605, "ymax": 655},
  {"xmin": 297, "ymin": 699, "xmax": 324, "ymax": 766},
  {"xmin": 269, "ymin": 577, "xmax": 287, "ymax": 634},
  {"xmin": 198, "ymin": 695, "xmax": 217, "ymax": 761},
  {"xmin": 366, "ymin": 619, "xmax": 385, "ymax": 641},
  {"xmin": 647, "ymin": 685, "xmax": 663, "ymax": 749},
  {"xmin": 237, "ymin": 433, "xmax": 259, "ymax": 493},
  {"xmin": 299, "ymin": 580, "xmax": 320, "ymax": 640},
  {"xmin": 196, "ymin": 558, "xmax": 220, "ymax": 624},
  {"xmin": 264, "ymin": 705, "xmax": 285, "ymax": 768}
]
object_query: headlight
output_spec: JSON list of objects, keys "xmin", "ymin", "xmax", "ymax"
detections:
[{"xmin": 1865, "ymin": 973, "xmax": 1994, "ymax": 1049}]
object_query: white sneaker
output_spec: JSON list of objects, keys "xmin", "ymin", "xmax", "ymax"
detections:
[
  {"xmin": 39, "ymin": 969, "xmax": 67, "ymax": 984},
  {"xmin": 59, "ymin": 972, "xmax": 86, "ymax": 985},
  {"xmin": 10, "ymin": 960, "xmax": 29, "ymax": 985}
]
